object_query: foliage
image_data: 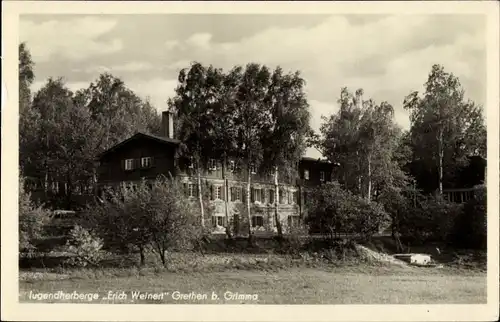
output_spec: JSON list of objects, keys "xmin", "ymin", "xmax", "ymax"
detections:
[
  {"xmin": 306, "ymin": 182, "xmax": 390, "ymax": 241},
  {"xmin": 63, "ymin": 225, "xmax": 106, "ymax": 267},
  {"xmin": 19, "ymin": 176, "xmax": 50, "ymax": 253},
  {"xmin": 92, "ymin": 177, "xmax": 204, "ymax": 266},
  {"xmin": 19, "ymin": 68, "xmax": 161, "ymax": 209},
  {"xmin": 19, "ymin": 42, "xmax": 35, "ymax": 114},
  {"xmin": 398, "ymin": 195, "xmax": 463, "ymax": 245},
  {"xmin": 319, "ymin": 88, "xmax": 408, "ymax": 199},
  {"xmin": 449, "ymin": 186, "xmax": 486, "ymax": 249},
  {"xmin": 403, "ymin": 64, "xmax": 486, "ymax": 193}
]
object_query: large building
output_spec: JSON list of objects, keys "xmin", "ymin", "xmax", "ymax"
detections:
[{"xmin": 96, "ymin": 111, "xmax": 336, "ymax": 236}]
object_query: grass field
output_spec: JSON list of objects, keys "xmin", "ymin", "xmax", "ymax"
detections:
[{"xmin": 19, "ymin": 265, "xmax": 486, "ymax": 304}]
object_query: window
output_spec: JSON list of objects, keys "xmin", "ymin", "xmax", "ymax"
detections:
[
  {"xmin": 268, "ymin": 189, "xmax": 275, "ymax": 204},
  {"xmin": 125, "ymin": 159, "xmax": 134, "ymax": 171},
  {"xmin": 304, "ymin": 169, "xmax": 310, "ymax": 180},
  {"xmin": 188, "ymin": 157, "xmax": 194, "ymax": 169},
  {"xmin": 229, "ymin": 160, "xmax": 236, "ymax": 172},
  {"xmin": 188, "ymin": 184, "xmax": 195, "ymax": 198},
  {"xmin": 279, "ymin": 189, "xmax": 285, "ymax": 204},
  {"xmin": 141, "ymin": 157, "xmax": 152, "ymax": 168},
  {"xmin": 208, "ymin": 159, "xmax": 217, "ymax": 171},
  {"xmin": 303, "ymin": 191, "xmax": 308, "ymax": 205},
  {"xmin": 288, "ymin": 215, "xmax": 300, "ymax": 229},
  {"xmin": 252, "ymin": 188, "xmax": 263, "ymax": 203},
  {"xmin": 215, "ymin": 186, "xmax": 222, "ymax": 200},
  {"xmin": 212, "ymin": 214, "xmax": 226, "ymax": 227},
  {"xmin": 292, "ymin": 191, "xmax": 298, "ymax": 204},
  {"xmin": 320, "ymin": 171, "xmax": 325, "ymax": 182},
  {"xmin": 288, "ymin": 190, "xmax": 293, "ymax": 204},
  {"xmin": 231, "ymin": 186, "xmax": 242, "ymax": 201},
  {"xmin": 251, "ymin": 215, "xmax": 264, "ymax": 228},
  {"xmin": 250, "ymin": 164, "xmax": 257, "ymax": 174}
]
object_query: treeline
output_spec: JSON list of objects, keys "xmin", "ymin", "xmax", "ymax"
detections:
[
  {"xmin": 19, "ymin": 43, "xmax": 162, "ymax": 209},
  {"xmin": 19, "ymin": 41, "xmax": 487, "ymax": 262}
]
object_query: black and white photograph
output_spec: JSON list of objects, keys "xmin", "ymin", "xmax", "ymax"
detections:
[{"xmin": 2, "ymin": 1, "xmax": 499, "ymax": 321}]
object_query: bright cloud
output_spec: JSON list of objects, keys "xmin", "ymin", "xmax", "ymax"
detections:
[
  {"xmin": 22, "ymin": 14, "xmax": 485, "ymax": 158},
  {"xmin": 20, "ymin": 17, "xmax": 122, "ymax": 62}
]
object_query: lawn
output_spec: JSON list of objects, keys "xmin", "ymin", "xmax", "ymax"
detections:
[{"xmin": 19, "ymin": 266, "xmax": 486, "ymax": 304}]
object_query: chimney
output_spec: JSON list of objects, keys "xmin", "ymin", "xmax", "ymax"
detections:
[{"xmin": 162, "ymin": 111, "xmax": 174, "ymax": 139}]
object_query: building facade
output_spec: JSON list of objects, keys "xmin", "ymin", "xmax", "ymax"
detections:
[{"xmin": 96, "ymin": 111, "xmax": 336, "ymax": 235}]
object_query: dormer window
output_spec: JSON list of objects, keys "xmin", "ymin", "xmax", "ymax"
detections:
[
  {"xmin": 125, "ymin": 159, "xmax": 134, "ymax": 171},
  {"xmin": 208, "ymin": 159, "xmax": 217, "ymax": 171},
  {"xmin": 304, "ymin": 169, "xmax": 310, "ymax": 180},
  {"xmin": 229, "ymin": 160, "xmax": 236, "ymax": 172},
  {"xmin": 320, "ymin": 171, "xmax": 325, "ymax": 182},
  {"xmin": 250, "ymin": 164, "xmax": 257, "ymax": 174},
  {"xmin": 141, "ymin": 157, "xmax": 152, "ymax": 168},
  {"xmin": 188, "ymin": 157, "xmax": 194, "ymax": 169}
]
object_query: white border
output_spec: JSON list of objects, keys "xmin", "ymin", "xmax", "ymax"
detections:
[{"xmin": 2, "ymin": 1, "xmax": 499, "ymax": 321}]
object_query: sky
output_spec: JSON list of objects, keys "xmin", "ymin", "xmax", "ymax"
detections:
[{"xmin": 20, "ymin": 14, "xmax": 486, "ymax": 158}]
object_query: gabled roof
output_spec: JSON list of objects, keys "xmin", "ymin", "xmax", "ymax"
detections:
[
  {"xmin": 97, "ymin": 132, "xmax": 180, "ymax": 159},
  {"xmin": 300, "ymin": 156, "xmax": 338, "ymax": 165}
]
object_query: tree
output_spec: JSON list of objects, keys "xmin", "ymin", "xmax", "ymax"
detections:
[
  {"xmin": 19, "ymin": 42, "xmax": 35, "ymax": 114},
  {"xmin": 403, "ymin": 64, "xmax": 486, "ymax": 194},
  {"xmin": 205, "ymin": 66, "xmax": 241, "ymax": 238},
  {"xmin": 19, "ymin": 175, "xmax": 50, "ymax": 253},
  {"xmin": 320, "ymin": 88, "xmax": 407, "ymax": 199},
  {"xmin": 320, "ymin": 88, "xmax": 364, "ymax": 194},
  {"xmin": 29, "ymin": 78, "xmax": 103, "ymax": 208},
  {"xmin": 84, "ymin": 73, "xmax": 162, "ymax": 151},
  {"xmin": 261, "ymin": 66, "xmax": 312, "ymax": 238},
  {"xmin": 306, "ymin": 182, "xmax": 389, "ymax": 242},
  {"xmin": 169, "ymin": 63, "xmax": 220, "ymax": 228},
  {"xmin": 233, "ymin": 63, "xmax": 271, "ymax": 245},
  {"xmin": 92, "ymin": 178, "xmax": 203, "ymax": 266}
]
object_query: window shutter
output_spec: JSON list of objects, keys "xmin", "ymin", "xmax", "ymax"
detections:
[
  {"xmin": 183, "ymin": 183, "xmax": 188, "ymax": 196},
  {"xmin": 121, "ymin": 160, "xmax": 125, "ymax": 170},
  {"xmin": 210, "ymin": 184, "xmax": 214, "ymax": 200},
  {"xmin": 221, "ymin": 185, "xmax": 225, "ymax": 201},
  {"xmin": 150, "ymin": 157, "xmax": 155, "ymax": 167},
  {"xmin": 242, "ymin": 188, "xmax": 246, "ymax": 203},
  {"xmin": 251, "ymin": 188, "xmax": 255, "ymax": 202}
]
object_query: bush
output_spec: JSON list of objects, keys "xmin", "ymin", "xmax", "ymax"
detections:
[
  {"xmin": 399, "ymin": 195, "xmax": 463, "ymax": 245},
  {"xmin": 19, "ymin": 176, "xmax": 50, "ymax": 253},
  {"xmin": 92, "ymin": 177, "xmax": 204, "ymax": 266},
  {"xmin": 63, "ymin": 225, "xmax": 106, "ymax": 267},
  {"xmin": 306, "ymin": 182, "xmax": 390, "ymax": 242},
  {"xmin": 449, "ymin": 186, "xmax": 486, "ymax": 249}
]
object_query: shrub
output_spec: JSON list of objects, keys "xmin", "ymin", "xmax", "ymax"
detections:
[
  {"xmin": 63, "ymin": 225, "xmax": 106, "ymax": 267},
  {"xmin": 449, "ymin": 186, "xmax": 486, "ymax": 249},
  {"xmin": 19, "ymin": 176, "xmax": 50, "ymax": 253},
  {"xmin": 92, "ymin": 177, "xmax": 204, "ymax": 266},
  {"xmin": 306, "ymin": 182, "xmax": 390, "ymax": 242},
  {"xmin": 399, "ymin": 195, "xmax": 463, "ymax": 245}
]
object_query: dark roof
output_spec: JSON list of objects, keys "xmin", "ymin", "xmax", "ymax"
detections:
[
  {"xmin": 300, "ymin": 156, "xmax": 334, "ymax": 165},
  {"xmin": 97, "ymin": 132, "xmax": 180, "ymax": 159}
]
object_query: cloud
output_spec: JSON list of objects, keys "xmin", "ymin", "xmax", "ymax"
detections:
[
  {"xmin": 26, "ymin": 14, "xmax": 485, "ymax": 159},
  {"xmin": 126, "ymin": 78, "xmax": 179, "ymax": 112},
  {"xmin": 160, "ymin": 14, "xmax": 484, "ymax": 134},
  {"xmin": 20, "ymin": 17, "xmax": 123, "ymax": 62}
]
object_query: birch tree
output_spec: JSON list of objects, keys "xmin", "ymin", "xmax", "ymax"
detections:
[{"xmin": 403, "ymin": 64, "xmax": 486, "ymax": 194}]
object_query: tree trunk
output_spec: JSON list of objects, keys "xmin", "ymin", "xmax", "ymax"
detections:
[
  {"xmin": 438, "ymin": 128, "xmax": 444, "ymax": 196},
  {"xmin": 247, "ymin": 169, "xmax": 253, "ymax": 246},
  {"xmin": 223, "ymin": 157, "xmax": 232, "ymax": 239},
  {"xmin": 139, "ymin": 246, "xmax": 145, "ymax": 266},
  {"xmin": 367, "ymin": 154, "xmax": 372, "ymax": 202},
  {"xmin": 197, "ymin": 170, "xmax": 205, "ymax": 228},
  {"xmin": 274, "ymin": 167, "xmax": 283, "ymax": 238}
]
